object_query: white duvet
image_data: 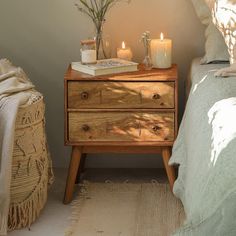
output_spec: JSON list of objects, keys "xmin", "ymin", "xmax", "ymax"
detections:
[{"xmin": 170, "ymin": 59, "xmax": 236, "ymax": 235}]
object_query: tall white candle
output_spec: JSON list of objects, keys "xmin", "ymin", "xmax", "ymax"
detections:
[{"xmin": 151, "ymin": 33, "xmax": 172, "ymax": 69}]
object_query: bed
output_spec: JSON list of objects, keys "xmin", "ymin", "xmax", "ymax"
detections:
[
  {"xmin": 185, "ymin": 58, "xmax": 230, "ymax": 99},
  {"xmin": 170, "ymin": 58, "xmax": 236, "ymax": 235}
]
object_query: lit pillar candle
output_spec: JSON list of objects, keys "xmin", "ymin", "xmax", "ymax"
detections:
[
  {"xmin": 151, "ymin": 33, "xmax": 172, "ymax": 69},
  {"xmin": 117, "ymin": 42, "xmax": 133, "ymax": 61}
]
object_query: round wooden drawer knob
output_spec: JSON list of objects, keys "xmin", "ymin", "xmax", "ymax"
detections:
[
  {"xmin": 81, "ymin": 92, "xmax": 89, "ymax": 100},
  {"xmin": 152, "ymin": 125, "xmax": 161, "ymax": 132},
  {"xmin": 152, "ymin": 93, "xmax": 161, "ymax": 100},
  {"xmin": 82, "ymin": 124, "xmax": 90, "ymax": 132}
]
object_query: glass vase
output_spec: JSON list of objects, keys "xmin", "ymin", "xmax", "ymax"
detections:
[
  {"xmin": 143, "ymin": 45, "xmax": 153, "ymax": 70},
  {"xmin": 95, "ymin": 30, "xmax": 111, "ymax": 60}
]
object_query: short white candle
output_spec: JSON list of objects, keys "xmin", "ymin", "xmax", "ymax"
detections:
[
  {"xmin": 117, "ymin": 42, "xmax": 133, "ymax": 61},
  {"xmin": 151, "ymin": 33, "xmax": 172, "ymax": 69},
  {"xmin": 81, "ymin": 49, "xmax": 97, "ymax": 64}
]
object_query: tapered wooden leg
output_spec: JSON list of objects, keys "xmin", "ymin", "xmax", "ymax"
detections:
[
  {"xmin": 162, "ymin": 147, "xmax": 176, "ymax": 191},
  {"xmin": 63, "ymin": 146, "xmax": 82, "ymax": 204},
  {"xmin": 75, "ymin": 153, "xmax": 87, "ymax": 184}
]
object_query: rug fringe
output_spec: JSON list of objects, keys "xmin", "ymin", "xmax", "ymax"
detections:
[
  {"xmin": 65, "ymin": 181, "xmax": 163, "ymax": 236},
  {"xmin": 65, "ymin": 181, "xmax": 184, "ymax": 236},
  {"xmin": 65, "ymin": 183, "xmax": 89, "ymax": 236}
]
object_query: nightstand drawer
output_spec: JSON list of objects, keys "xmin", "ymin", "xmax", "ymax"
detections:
[
  {"xmin": 68, "ymin": 111, "xmax": 174, "ymax": 142},
  {"xmin": 68, "ymin": 81, "xmax": 174, "ymax": 109}
]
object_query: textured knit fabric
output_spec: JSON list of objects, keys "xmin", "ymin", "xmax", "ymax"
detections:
[
  {"xmin": 0, "ymin": 59, "xmax": 34, "ymax": 235},
  {"xmin": 171, "ymin": 59, "xmax": 236, "ymax": 235},
  {"xmin": 66, "ymin": 182, "xmax": 185, "ymax": 236}
]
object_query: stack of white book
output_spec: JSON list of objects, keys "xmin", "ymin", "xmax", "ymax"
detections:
[{"xmin": 71, "ymin": 58, "xmax": 138, "ymax": 76}]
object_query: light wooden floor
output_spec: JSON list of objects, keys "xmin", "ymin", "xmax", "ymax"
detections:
[{"xmin": 9, "ymin": 168, "xmax": 167, "ymax": 236}]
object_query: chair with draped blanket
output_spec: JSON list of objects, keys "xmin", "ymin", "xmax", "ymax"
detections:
[{"xmin": 0, "ymin": 59, "xmax": 53, "ymax": 235}]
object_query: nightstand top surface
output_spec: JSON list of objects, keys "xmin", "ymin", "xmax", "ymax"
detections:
[{"xmin": 65, "ymin": 64, "xmax": 177, "ymax": 82}]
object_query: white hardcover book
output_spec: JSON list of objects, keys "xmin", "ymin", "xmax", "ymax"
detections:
[{"xmin": 71, "ymin": 58, "xmax": 138, "ymax": 76}]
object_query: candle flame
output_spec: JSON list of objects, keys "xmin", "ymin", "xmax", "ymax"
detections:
[
  {"xmin": 122, "ymin": 41, "xmax": 126, "ymax": 49},
  {"xmin": 160, "ymin": 33, "xmax": 164, "ymax": 40}
]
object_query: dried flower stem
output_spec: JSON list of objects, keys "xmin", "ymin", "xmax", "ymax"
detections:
[
  {"xmin": 75, "ymin": 0, "xmax": 131, "ymax": 58},
  {"xmin": 141, "ymin": 31, "xmax": 151, "ymax": 55}
]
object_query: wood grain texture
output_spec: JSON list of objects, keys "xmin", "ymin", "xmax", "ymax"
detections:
[
  {"xmin": 75, "ymin": 153, "xmax": 86, "ymax": 184},
  {"xmin": 64, "ymin": 65, "xmax": 178, "ymax": 146},
  {"xmin": 174, "ymin": 71, "xmax": 179, "ymax": 138},
  {"xmin": 82, "ymin": 146, "xmax": 162, "ymax": 153},
  {"xmin": 65, "ymin": 64, "xmax": 178, "ymax": 82},
  {"xmin": 64, "ymin": 64, "xmax": 179, "ymax": 198},
  {"xmin": 64, "ymin": 80, "xmax": 68, "ymax": 145},
  {"xmin": 68, "ymin": 81, "xmax": 174, "ymax": 109},
  {"xmin": 68, "ymin": 111, "xmax": 174, "ymax": 142},
  {"xmin": 162, "ymin": 147, "xmax": 176, "ymax": 191},
  {"xmin": 66, "ymin": 141, "xmax": 175, "ymax": 146},
  {"xmin": 64, "ymin": 146, "xmax": 82, "ymax": 204}
]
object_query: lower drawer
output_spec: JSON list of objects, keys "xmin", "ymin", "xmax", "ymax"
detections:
[{"xmin": 68, "ymin": 111, "xmax": 174, "ymax": 142}]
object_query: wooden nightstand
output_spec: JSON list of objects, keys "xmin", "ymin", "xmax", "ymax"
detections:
[{"xmin": 64, "ymin": 65, "xmax": 178, "ymax": 204}]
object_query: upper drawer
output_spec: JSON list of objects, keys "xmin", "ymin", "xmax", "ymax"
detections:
[{"xmin": 67, "ymin": 81, "xmax": 175, "ymax": 109}]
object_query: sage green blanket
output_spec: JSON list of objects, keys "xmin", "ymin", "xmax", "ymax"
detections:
[{"xmin": 170, "ymin": 58, "xmax": 236, "ymax": 235}]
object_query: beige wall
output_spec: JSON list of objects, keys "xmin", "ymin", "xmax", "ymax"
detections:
[{"xmin": 0, "ymin": 0, "xmax": 205, "ymax": 168}]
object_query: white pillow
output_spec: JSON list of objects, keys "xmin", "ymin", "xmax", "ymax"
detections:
[
  {"xmin": 191, "ymin": 0, "xmax": 229, "ymax": 64},
  {"xmin": 206, "ymin": 0, "xmax": 236, "ymax": 76}
]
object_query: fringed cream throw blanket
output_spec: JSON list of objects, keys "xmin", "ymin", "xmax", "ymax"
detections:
[{"xmin": 0, "ymin": 59, "xmax": 35, "ymax": 235}]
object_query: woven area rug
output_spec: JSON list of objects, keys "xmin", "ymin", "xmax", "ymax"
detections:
[{"xmin": 66, "ymin": 182, "xmax": 185, "ymax": 236}]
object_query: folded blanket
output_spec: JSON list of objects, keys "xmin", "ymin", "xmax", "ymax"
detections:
[
  {"xmin": 215, "ymin": 63, "xmax": 236, "ymax": 77},
  {"xmin": 0, "ymin": 59, "xmax": 35, "ymax": 235}
]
